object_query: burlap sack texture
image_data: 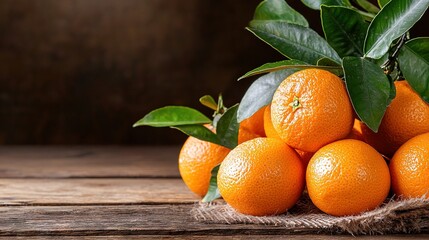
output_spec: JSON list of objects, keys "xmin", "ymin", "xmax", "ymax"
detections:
[{"xmin": 192, "ymin": 194, "xmax": 429, "ymax": 235}]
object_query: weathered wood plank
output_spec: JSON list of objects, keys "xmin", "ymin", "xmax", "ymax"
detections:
[
  {"xmin": 0, "ymin": 146, "xmax": 180, "ymax": 178},
  {"xmin": 0, "ymin": 205, "xmax": 426, "ymax": 237},
  {"xmin": 0, "ymin": 178, "xmax": 198, "ymax": 205},
  {"xmin": 2, "ymin": 235, "xmax": 429, "ymax": 239}
]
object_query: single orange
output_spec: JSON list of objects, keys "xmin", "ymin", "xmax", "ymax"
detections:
[
  {"xmin": 179, "ymin": 135, "xmax": 230, "ymax": 197},
  {"xmin": 361, "ymin": 81, "xmax": 429, "ymax": 157},
  {"xmin": 218, "ymin": 138, "xmax": 305, "ymax": 216},
  {"xmin": 295, "ymin": 149, "xmax": 314, "ymax": 168},
  {"xmin": 346, "ymin": 119, "xmax": 364, "ymax": 141},
  {"xmin": 306, "ymin": 139, "xmax": 390, "ymax": 216},
  {"xmin": 263, "ymin": 103, "xmax": 280, "ymax": 139},
  {"xmin": 271, "ymin": 69, "xmax": 353, "ymax": 152},
  {"xmin": 240, "ymin": 106, "xmax": 266, "ymax": 137},
  {"xmin": 390, "ymin": 132, "xmax": 429, "ymax": 199},
  {"xmin": 238, "ymin": 127, "xmax": 261, "ymax": 144}
]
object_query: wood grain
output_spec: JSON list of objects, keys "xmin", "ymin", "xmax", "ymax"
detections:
[
  {"xmin": 0, "ymin": 178, "xmax": 197, "ymax": 205},
  {"xmin": 0, "ymin": 146, "xmax": 180, "ymax": 178},
  {"xmin": 3, "ymin": 235, "xmax": 429, "ymax": 239},
  {"xmin": 0, "ymin": 205, "xmax": 321, "ymax": 236},
  {"xmin": 0, "ymin": 205, "xmax": 426, "ymax": 237}
]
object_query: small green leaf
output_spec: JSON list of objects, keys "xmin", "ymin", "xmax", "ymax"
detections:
[
  {"xmin": 216, "ymin": 105, "xmax": 239, "ymax": 149},
  {"xmin": 253, "ymin": 0, "xmax": 309, "ymax": 27},
  {"xmin": 321, "ymin": 6, "xmax": 369, "ymax": 58},
  {"xmin": 238, "ymin": 69, "xmax": 298, "ymax": 122},
  {"xmin": 199, "ymin": 95, "xmax": 218, "ymax": 111},
  {"xmin": 202, "ymin": 165, "xmax": 221, "ymax": 203},
  {"xmin": 398, "ymin": 37, "xmax": 429, "ymax": 103},
  {"xmin": 248, "ymin": 21, "xmax": 341, "ymax": 65},
  {"xmin": 238, "ymin": 60, "xmax": 308, "ymax": 80},
  {"xmin": 364, "ymin": 0, "xmax": 429, "ymax": 59},
  {"xmin": 378, "ymin": 0, "xmax": 390, "ymax": 8},
  {"xmin": 173, "ymin": 125, "xmax": 221, "ymax": 146},
  {"xmin": 343, "ymin": 57, "xmax": 391, "ymax": 132},
  {"xmin": 355, "ymin": 0, "xmax": 380, "ymax": 13},
  {"xmin": 317, "ymin": 57, "xmax": 340, "ymax": 66},
  {"xmin": 387, "ymin": 75, "xmax": 396, "ymax": 105},
  {"xmin": 301, "ymin": 0, "xmax": 351, "ymax": 10},
  {"xmin": 133, "ymin": 106, "xmax": 211, "ymax": 127}
]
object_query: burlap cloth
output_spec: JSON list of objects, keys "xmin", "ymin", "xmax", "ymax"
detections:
[{"xmin": 191, "ymin": 194, "xmax": 429, "ymax": 235}]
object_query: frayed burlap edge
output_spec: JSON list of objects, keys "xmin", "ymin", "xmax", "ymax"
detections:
[{"xmin": 191, "ymin": 196, "xmax": 429, "ymax": 235}]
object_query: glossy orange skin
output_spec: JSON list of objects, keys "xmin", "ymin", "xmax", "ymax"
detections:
[
  {"xmin": 218, "ymin": 138, "xmax": 305, "ymax": 216},
  {"xmin": 306, "ymin": 139, "xmax": 390, "ymax": 216},
  {"xmin": 346, "ymin": 119, "xmax": 364, "ymax": 141},
  {"xmin": 361, "ymin": 81, "xmax": 429, "ymax": 157},
  {"xmin": 179, "ymin": 136, "xmax": 230, "ymax": 197},
  {"xmin": 264, "ymin": 103, "xmax": 313, "ymax": 167},
  {"xmin": 390, "ymin": 132, "xmax": 429, "ymax": 199},
  {"xmin": 240, "ymin": 106, "xmax": 266, "ymax": 137},
  {"xmin": 271, "ymin": 69, "xmax": 353, "ymax": 152},
  {"xmin": 238, "ymin": 127, "xmax": 261, "ymax": 144},
  {"xmin": 263, "ymin": 104, "xmax": 281, "ymax": 139}
]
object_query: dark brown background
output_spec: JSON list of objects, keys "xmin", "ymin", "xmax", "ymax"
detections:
[{"xmin": 0, "ymin": 0, "xmax": 427, "ymax": 145}]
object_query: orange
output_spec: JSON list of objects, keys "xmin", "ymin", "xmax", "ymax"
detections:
[
  {"xmin": 238, "ymin": 127, "xmax": 261, "ymax": 144},
  {"xmin": 295, "ymin": 149, "xmax": 313, "ymax": 168},
  {"xmin": 217, "ymin": 138, "xmax": 305, "ymax": 216},
  {"xmin": 264, "ymin": 104, "xmax": 313, "ymax": 167},
  {"xmin": 178, "ymin": 135, "xmax": 230, "ymax": 197},
  {"xmin": 306, "ymin": 139, "xmax": 390, "ymax": 216},
  {"xmin": 361, "ymin": 81, "xmax": 429, "ymax": 157},
  {"xmin": 263, "ymin": 103, "xmax": 280, "ymax": 139},
  {"xmin": 240, "ymin": 106, "xmax": 266, "ymax": 137},
  {"xmin": 271, "ymin": 69, "xmax": 353, "ymax": 152},
  {"xmin": 346, "ymin": 119, "xmax": 364, "ymax": 141},
  {"xmin": 390, "ymin": 132, "xmax": 429, "ymax": 199}
]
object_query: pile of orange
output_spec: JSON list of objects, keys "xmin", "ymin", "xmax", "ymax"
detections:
[{"xmin": 179, "ymin": 69, "xmax": 429, "ymax": 217}]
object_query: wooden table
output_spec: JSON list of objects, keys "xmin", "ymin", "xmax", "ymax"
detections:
[{"xmin": 0, "ymin": 146, "xmax": 427, "ymax": 239}]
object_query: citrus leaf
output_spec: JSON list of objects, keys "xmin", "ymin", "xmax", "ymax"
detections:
[
  {"xmin": 317, "ymin": 57, "xmax": 340, "ymax": 66},
  {"xmin": 133, "ymin": 106, "xmax": 211, "ymax": 127},
  {"xmin": 202, "ymin": 165, "xmax": 221, "ymax": 203},
  {"xmin": 378, "ymin": 0, "xmax": 390, "ymax": 8},
  {"xmin": 237, "ymin": 69, "xmax": 298, "ymax": 122},
  {"xmin": 301, "ymin": 0, "xmax": 351, "ymax": 10},
  {"xmin": 238, "ymin": 60, "xmax": 308, "ymax": 80},
  {"xmin": 199, "ymin": 95, "xmax": 218, "ymax": 111},
  {"xmin": 321, "ymin": 6, "xmax": 369, "ymax": 58},
  {"xmin": 216, "ymin": 104, "xmax": 239, "ymax": 149},
  {"xmin": 364, "ymin": 0, "xmax": 429, "ymax": 59},
  {"xmin": 398, "ymin": 37, "xmax": 429, "ymax": 103},
  {"xmin": 355, "ymin": 0, "xmax": 380, "ymax": 13},
  {"xmin": 343, "ymin": 57, "xmax": 391, "ymax": 132},
  {"xmin": 253, "ymin": 0, "xmax": 308, "ymax": 27},
  {"xmin": 173, "ymin": 125, "xmax": 221, "ymax": 146},
  {"xmin": 247, "ymin": 21, "xmax": 341, "ymax": 65}
]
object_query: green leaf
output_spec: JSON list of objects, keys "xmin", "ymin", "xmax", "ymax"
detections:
[
  {"xmin": 398, "ymin": 37, "xmax": 429, "ymax": 103},
  {"xmin": 248, "ymin": 21, "xmax": 341, "ymax": 65},
  {"xmin": 321, "ymin": 6, "xmax": 369, "ymax": 58},
  {"xmin": 355, "ymin": 0, "xmax": 380, "ymax": 13},
  {"xmin": 133, "ymin": 106, "xmax": 211, "ymax": 127},
  {"xmin": 216, "ymin": 105, "xmax": 239, "ymax": 149},
  {"xmin": 253, "ymin": 0, "xmax": 308, "ymax": 27},
  {"xmin": 238, "ymin": 60, "xmax": 308, "ymax": 80},
  {"xmin": 317, "ymin": 57, "xmax": 340, "ymax": 66},
  {"xmin": 301, "ymin": 0, "xmax": 351, "ymax": 10},
  {"xmin": 387, "ymin": 74, "xmax": 396, "ymax": 105},
  {"xmin": 343, "ymin": 57, "xmax": 391, "ymax": 132},
  {"xmin": 199, "ymin": 95, "xmax": 218, "ymax": 111},
  {"xmin": 378, "ymin": 0, "xmax": 390, "ymax": 8},
  {"xmin": 202, "ymin": 165, "xmax": 221, "ymax": 203},
  {"xmin": 237, "ymin": 69, "xmax": 298, "ymax": 122},
  {"xmin": 364, "ymin": 0, "xmax": 429, "ymax": 59},
  {"xmin": 173, "ymin": 125, "xmax": 221, "ymax": 146}
]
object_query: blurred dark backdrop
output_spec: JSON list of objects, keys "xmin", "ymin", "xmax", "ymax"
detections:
[{"xmin": 0, "ymin": 0, "xmax": 427, "ymax": 144}]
